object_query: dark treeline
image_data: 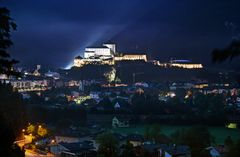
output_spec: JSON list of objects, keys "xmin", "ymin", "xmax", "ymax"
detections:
[
  {"xmin": 24, "ymin": 90, "xmax": 236, "ymax": 127},
  {"xmin": 0, "ymin": 7, "xmax": 25, "ymax": 157}
]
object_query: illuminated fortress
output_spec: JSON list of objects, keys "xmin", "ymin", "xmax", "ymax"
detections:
[
  {"xmin": 73, "ymin": 42, "xmax": 148, "ymax": 67},
  {"xmin": 73, "ymin": 42, "xmax": 203, "ymax": 69}
]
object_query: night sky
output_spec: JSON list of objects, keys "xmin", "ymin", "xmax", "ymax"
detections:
[{"xmin": 2, "ymin": 0, "xmax": 240, "ymax": 69}]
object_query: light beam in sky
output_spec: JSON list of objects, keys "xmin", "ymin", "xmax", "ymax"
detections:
[{"xmin": 63, "ymin": 2, "xmax": 156, "ymax": 69}]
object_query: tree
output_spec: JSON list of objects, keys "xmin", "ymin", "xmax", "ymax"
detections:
[
  {"xmin": 96, "ymin": 133, "xmax": 119, "ymax": 157},
  {"xmin": 120, "ymin": 142, "xmax": 136, "ymax": 157},
  {"xmin": 0, "ymin": 7, "xmax": 19, "ymax": 76},
  {"xmin": 0, "ymin": 84, "xmax": 26, "ymax": 134},
  {"xmin": 0, "ymin": 83, "xmax": 26, "ymax": 157},
  {"xmin": 145, "ymin": 124, "xmax": 171, "ymax": 143},
  {"xmin": 211, "ymin": 40, "xmax": 240, "ymax": 84},
  {"xmin": 212, "ymin": 40, "xmax": 240, "ymax": 63},
  {"xmin": 225, "ymin": 136, "xmax": 233, "ymax": 146},
  {"xmin": 37, "ymin": 126, "xmax": 47, "ymax": 137},
  {"xmin": 227, "ymin": 139, "xmax": 240, "ymax": 157},
  {"xmin": 0, "ymin": 7, "xmax": 25, "ymax": 157},
  {"xmin": 98, "ymin": 97, "xmax": 113, "ymax": 110},
  {"xmin": 171, "ymin": 126, "xmax": 214, "ymax": 157},
  {"xmin": 131, "ymin": 92, "xmax": 147, "ymax": 114},
  {"xmin": 193, "ymin": 93, "xmax": 227, "ymax": 125},
  {"xmin": 104, "ymin": 67, "xmax": 116, "ymax": 83},
  {"xmin": 27, "ymin": 124, "xmax": 35, "ymax": 134},
  {"xmin": 224, "ymin": 136, "xmax": 234, "ymax": 152}
]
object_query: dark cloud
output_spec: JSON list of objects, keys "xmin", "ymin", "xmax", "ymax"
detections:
[{"xmin": 2, "ymin": 0, "xmax": 240, "ymax": 68}]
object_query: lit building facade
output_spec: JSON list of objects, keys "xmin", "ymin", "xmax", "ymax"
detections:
[
  {"xmin": 0, "ymin": 74, "xmax": 8, "ymax": 79},
  {"xmin": 170, "ymin": 60, "xmax": 203, "ymax": 69},
  {"xmin": 157, "ymin": 59, "xmax": 203, "ymax": 69},
  {"xmin": 170, "ymin": 63, "xmax": 203, "ymax": 69},
  {"xmin": 84, "ymin": 43, "xmax": 116, "ymax": 59},
  {"xmin": 11, "ymin": 79, "xmax": 49, "ymax": 92},
  {"xmin": 84, "ymin": 47, "xmax": 112, "ymax": 58},
  {"xmin": 103, "ymin": 43, "xmax": 116, "ymax": 53},
  {"xmin": 73, "ymin": 56, "xmax": 85, "ymax": 67},
  {"xmin": 114, "ymin": 54, "xmax": 147, "ymax": 62},
  {"xmin": 73, "ymin": 57, "xmax": 114, "ymax": 67}
]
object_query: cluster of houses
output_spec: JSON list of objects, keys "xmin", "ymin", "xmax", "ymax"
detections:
[
  {"xmin": 20, "ymin": 123, "xmax": 229, "ymax": 157},
  {"xmin": 11, "ymin": 75, "xmax": 239, "ymax": 117},
  {"xmin": 32, "ymin": 129, "xmax": 192, "ymax": 157}
]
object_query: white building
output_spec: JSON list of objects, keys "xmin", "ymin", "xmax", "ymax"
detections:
[
  {"xmin": 84, "ymin": 47, "xmax": 112, "ymax": 58},
  {"xmin": 90, "ymin": 92, "xmax": 100, "ymax": 100},
  {"xmin": 103, "ymin": 43, "xmax": 116, "ymax": 53},
  {"xmin": 11, "ymin": 79, "xmax": 49, "ymax": 92},
  {"xmin": 157, "ymin": 59, "xmax": 203, "ymax": 69},
  {"xmin": 114, "ymin": 54, "xmax": 147, "ymax": 62},
  {"xmin": 84, "ymin": 43, "xmax": 116, "ymax": 59},
  {"xmin": 170, "ymin": 59, "xmax": 203, "ymax": 69}
]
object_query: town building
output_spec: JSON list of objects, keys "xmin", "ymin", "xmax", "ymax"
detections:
[
  {"xmin": 170, "ymin": 60, "xmax": 203, "ymax": 69},
  {"xmin": 143, "ymin": 144, "xmax": 191, "ymax": 157},
  {"xmin": 114, "ymin": 53, "xmax": 147, "ymax": 62},
  {"xmin": 73, "ymin": 56, "xmax": 85, "ymax": 67},
  {"xmin": 156, "ymin": 59, "xmax": 203, "ymax": 69},
  {"xmin": 73, "ymin": 56, "xmax": 114, "ymax": 67},
  {"xmin": 10, "ymin": 76, "xmax": 49, "ymax": 92},
  {"xmin": 84, "ymin": 42, "xmax": 116, "ymax": 59},
  {"xmin": 0, "ymin": 74, "xmax": 8, "ymax": 79},
  {"xmin": 112, "ymin": 116, "xmax": 129, "ymax": 128},
  {"xmin": 50, "ymin": 142, "xmax": 96, "ymax": 157},
  {"xmin": 127, "ymin": 134, "xmax": 145, "ymax": 147},
  {"xmin": 33, "ymin": 65, "xmax": 41, "ymax": 76}
]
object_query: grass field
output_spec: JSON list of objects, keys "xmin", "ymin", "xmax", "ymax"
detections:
[{"xmin": 111, "ymin": 125, "xmax": 240, "ymax": 144}]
